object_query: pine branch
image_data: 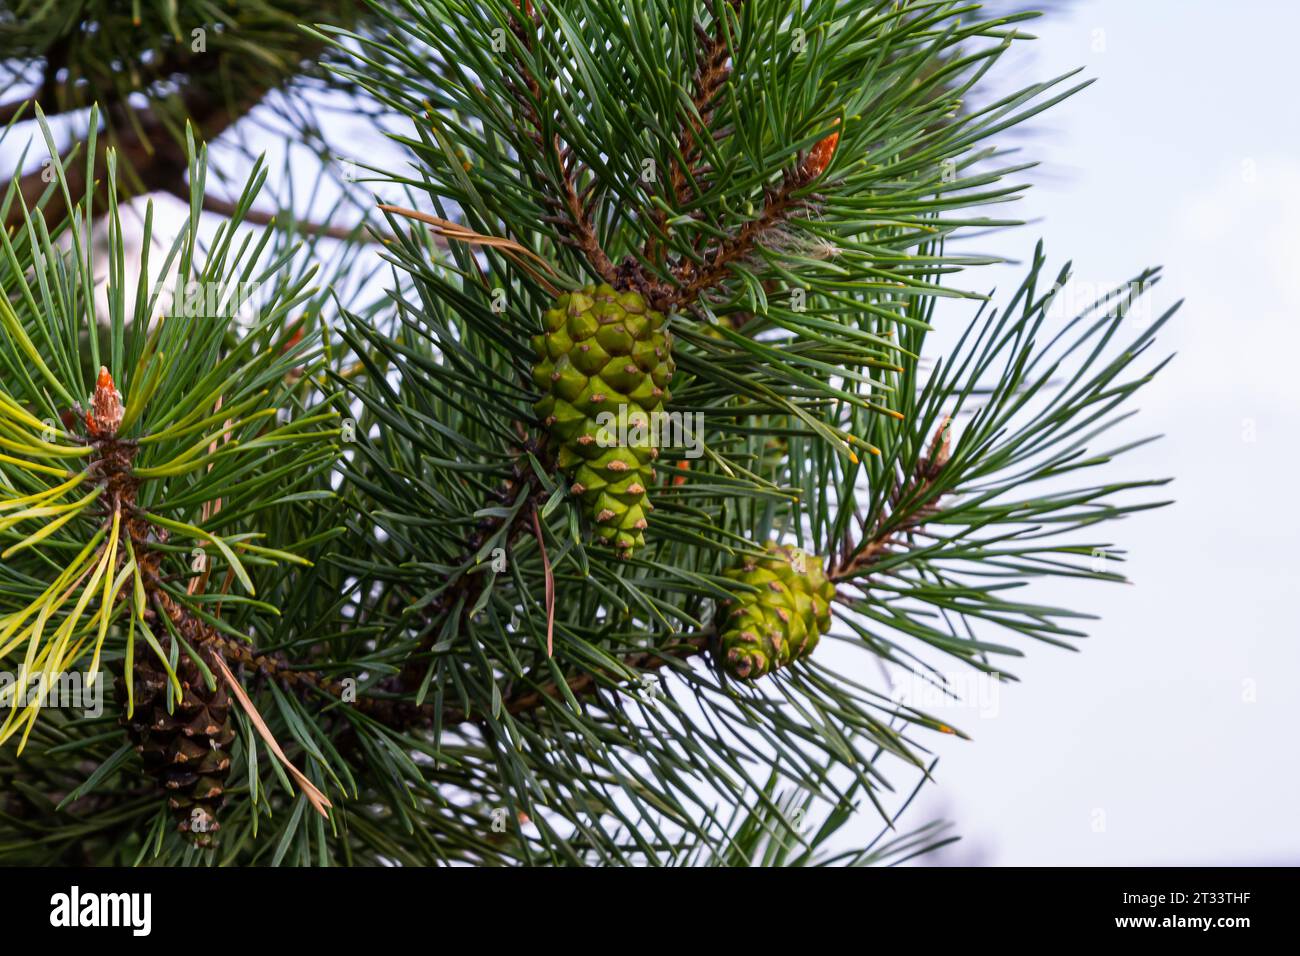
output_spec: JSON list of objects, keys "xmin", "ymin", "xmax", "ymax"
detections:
[
  {"xmin": 0, "ymin": 3, "xmax": 1176, "ymax": 867},
  {"xmin": 645, "ymin": 0, "xmax": 744, "ymax": 265},
  {"xmin": 225, "ymin": 624, "xmax": 713, "ymax": 726},
  {"xmin": 177, "ymin": 189, "xmax": 394, "ymax": 243},
  {"xmin": 494, "ymin": 629, "xmax": 713, "ymax": 718},
  {"xmin": 395, "ymin": 438, "xmax": 554, "ymax": 690},
  {"xmin": 5, "ymin": 80, "xmax": 272, "ymax": 231},
  {"xmin": 2, "ymin": 3, "xmax": 361, "ymax": 232},
  {"xmin": 506, "ymin": 2, "xmax": 617, "ymax": 283},
  {"xmin": 551, "ymin": 145, "xmax": 618, "ymax": 282},
  {"xmin": 666, "ymin": 161, "xmax": 821, "ymax": 310},
  {"xmin": 832, "ymin": 416, "xmax": 951, "ymax": 581}
]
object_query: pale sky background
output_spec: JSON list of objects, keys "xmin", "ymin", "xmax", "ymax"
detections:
[
  {"xmin": 886, "ymin": 0, "xmax": 1300, "ymax": 865},
  {"xmin": 4, "ymin": 0, "xmax": 1296, "ymax": 866}
]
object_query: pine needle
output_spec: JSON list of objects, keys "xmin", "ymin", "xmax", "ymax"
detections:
[{"xmin": 209, "ymin": 652, "xmax": 333, "ymax": 820}]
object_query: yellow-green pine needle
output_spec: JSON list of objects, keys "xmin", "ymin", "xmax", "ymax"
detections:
[
  {"xmin": 9, "ymin": 543, "xmax": 119, "ymax": 748},
  {"xmin": 0, "ymin": 392, "xmax": 57, "ymax": 434},
  {"xmin": 39, "ymin": 541, "xmax": 114, "ymax": 685},
  {"xmin": 0, "ymin": 424, "xmax": 93, "ymax": 459},
  {"xmin": 0, "ymin": 453, "xmax": 73, "ymax": 477},
  {"xmin": 87, "ymin": 510, "xmax": 124, "ymax": 688},
  {"xmin": 0, "ymin": 470, "xmax": 88, "ymax": 513},
  {"xmin": 236, "ymin": 541, "xmax": 314, "ymax": 566},
  {"xmin": 1, "ymin": 486, "xmax": 104, "ymax": 557},
  {"xmin": 0, "ymin": 528, "xmax": 105, "ymax": 656},
  {"xmin": 123, "ymin": 584, "xmax": 137, "ymax": 718},
  {"xmin": 136, "ymin": 388, "xmax": 266, "ymax": 446}
]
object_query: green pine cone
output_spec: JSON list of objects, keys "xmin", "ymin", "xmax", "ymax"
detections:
[
  {"xmin": 719, "ymin": 543, "xmax": 835, "ymax": 679},
  {"xmin": 532, "ymin": 284, "xmax": 674, "ymax": 556}
]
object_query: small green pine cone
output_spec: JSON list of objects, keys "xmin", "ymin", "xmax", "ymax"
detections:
[
  {"xmin": 532, "ymin": 284, "xmax": 674, "ymax": 556},
  {"xmin": 719, "ymin": 543, "xmax": 835, "ymax": 679}
]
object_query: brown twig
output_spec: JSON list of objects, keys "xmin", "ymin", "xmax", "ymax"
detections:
[
  {"xmin": 666, "ymin": 117, "xmax": 839, "ymax": 312},
  {"xmin": 506, "ymin": 2, "xmax": 617, "ymax": 284},
  {"xmin": 831, "ymin": 416, "xmax": 952, "ymax": 582},
  {"xmin": 195, "ymin": 193, "xmax": 397, "ymax": 245},
  {"xmin": 669, "ymin": 173, "xmax": 804, "ymax": 307},
  {"xmin": 197, "ymin": 615, "xmax": 711, "ymax": 727},
  {"xmin": 87, "ymin": 370, "xmax": 331, "ymax": 813},
  {"xmin": 498, "ymin": 631, "xmax": 713, "ymax": 717},
  {"xmin": 646, "ymin": 0, "xmax": 744, "ymax": 265},
  {"xmin": 552, "ymin": 141, "xmax": 618, "ymax": 282}
]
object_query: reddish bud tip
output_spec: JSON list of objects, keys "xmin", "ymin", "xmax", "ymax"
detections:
[
  {"xmin": 803, "ymin": 120, "xmax": 841, "ymax": 180},
  {"xmin": 88, "ymin": 366, "xmax": 124, "ymax": 437},
  {"xmin": 281, "ymin": 327, "xmax": 304, "ymax": 353}
]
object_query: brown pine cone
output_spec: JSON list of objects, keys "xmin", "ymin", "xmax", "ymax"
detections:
[{"xmin": 114, "ymin": 646, "xmax": 235, "ymax": 847}]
